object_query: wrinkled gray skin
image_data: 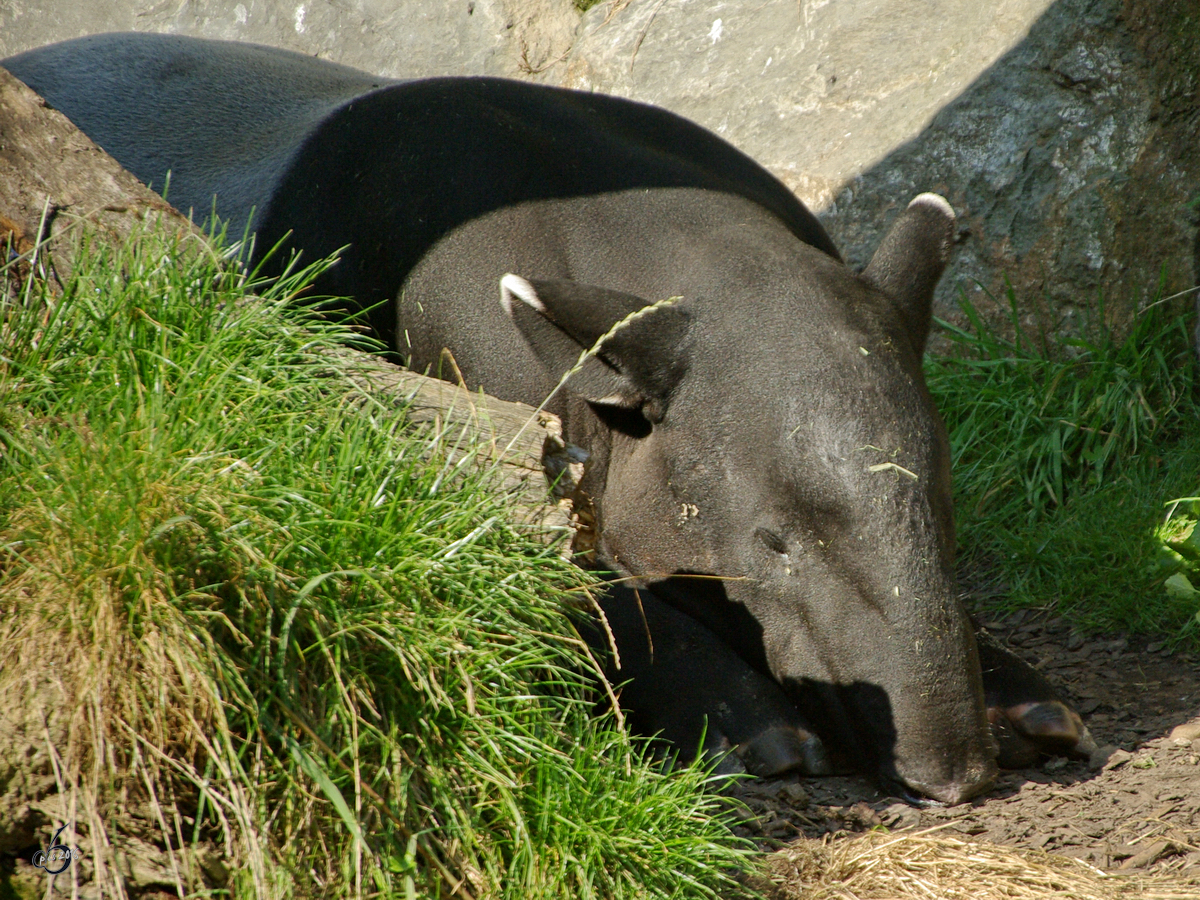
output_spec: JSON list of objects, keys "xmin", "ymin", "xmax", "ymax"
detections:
[
  {"xmin": 419, "ymin": 193, "xmax": 998, "ymax": 803},
  {"xmin": 4, "ymin": 33, "xmax": 1093, "ymax": 803}
]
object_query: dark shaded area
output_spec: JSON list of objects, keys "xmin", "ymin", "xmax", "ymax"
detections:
[
  {"xmin": 582, "ymin": 573, "xmax": 1103, "ymax": 801},
  {"xmin": 582, "ymin": 577, "xmax": 910, "ymax": 786},
  {"xmin": 579, "ymin": 581, "xmax": 834, "ymax": 776}
]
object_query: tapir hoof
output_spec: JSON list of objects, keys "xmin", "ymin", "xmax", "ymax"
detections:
[
  {"xmin": 736, "ymin": 725, "xmax": 838, "ymax": 777},
  {"xmin": 975, "ymin": 625, "xmax": 1097, "ymax": 767},
  {"xmin": 989, "ymin": 700, "xmax": 1099, "ymax": 769}
]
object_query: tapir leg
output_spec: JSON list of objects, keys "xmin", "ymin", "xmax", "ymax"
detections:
[
  {"xmin": 975, "ymin": 628, "xmax": 1098, "ymax": 767},
  {"xmin": 579, "ymin": 583, "xmax": 837, "ymax": 777}
]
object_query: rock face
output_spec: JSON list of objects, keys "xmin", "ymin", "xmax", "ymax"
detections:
[
  {"xmin": 546, "ymin": 0, "xmax": 1198, "ymax": 331},
  {"xmin": 1, "ymin": 0, "xmax": 1196, "ymax": 332},
  {"xmin": 0, "ymin": 0, "xmax": 580, "ymax": 80}
]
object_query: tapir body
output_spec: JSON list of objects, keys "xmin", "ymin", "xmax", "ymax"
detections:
[{"xmin": 4, "ymin": 33, "xmax": 1092, "ymax": 801}]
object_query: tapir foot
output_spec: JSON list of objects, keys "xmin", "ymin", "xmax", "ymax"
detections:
[
  {"xmin": 736, "ymin": 724, "xmax": 838, "ymax": 777},
  {"xmin": 975, "ymin": 626, "xmax": 1098, "ymax": 767},
  {"xmin": 989, "ymin": 701, "xmax": 1099, "ymax": 769}
]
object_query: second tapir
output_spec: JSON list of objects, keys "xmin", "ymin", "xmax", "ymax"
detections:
[{"xmin": 3, "ymin": 32, "xmax": 1095, "ymax": 802}]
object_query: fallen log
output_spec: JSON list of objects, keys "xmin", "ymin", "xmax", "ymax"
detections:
[
  {"xmin": 0, "ymin": 66, "xmax": 194, "ymax": 280},
  {"xmin": 329, "ymin": 346, "xmax": 586, "ymax": 544}
]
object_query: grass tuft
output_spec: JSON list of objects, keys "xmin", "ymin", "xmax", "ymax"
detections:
[
  {"xmin": 927, "ymin": 284, "xmax": 1200, "ymax": 640},
  {"xmin": 0, "ymin": 226, "xmax": 752, "ymax": 899}
]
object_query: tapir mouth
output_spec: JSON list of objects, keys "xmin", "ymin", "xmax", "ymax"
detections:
[
  {"xmin": 792, "ymin": 678, "xmax": 998, "ymax": 805},
  {"xmin": 876, "ymin": 753, "xmax": 998, "ymax": 806}
]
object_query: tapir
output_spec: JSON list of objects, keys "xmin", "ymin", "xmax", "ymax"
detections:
[{"xmin": 3, "ymin": 33, "xmax": 1095, "ymax": 802}]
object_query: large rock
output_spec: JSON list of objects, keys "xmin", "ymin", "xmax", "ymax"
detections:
[
  {"xmin": 545, "ymin": 0, "xmax": 1199, "ymax": 331},
  {"xmin": 0, "ymin": 0, "xmax": 579, "ymax": 79},
  {"xmin": 2, "ymin": 0, "xmax": 1195, "ymax": 331}
]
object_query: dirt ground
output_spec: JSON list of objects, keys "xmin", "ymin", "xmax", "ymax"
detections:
[{"xmin": 730, "ymin": 607, "xmax": 1200, "ymax": 879}]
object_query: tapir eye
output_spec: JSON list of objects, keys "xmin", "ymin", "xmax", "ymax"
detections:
[{"xmin": 755, "ymin": 527, "xmax": 789, "ymax": 555}]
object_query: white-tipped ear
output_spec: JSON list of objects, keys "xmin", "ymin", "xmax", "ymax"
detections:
[
  {"xmin": 499, "ymin": 273, "xmax": 545, "ymax": 315},
  {"xmin": 908, "ymin": 192, "xmax": 955, "ymax": 220},
  {"xmin": 861, "ymin": 191, "xmax": 956, "ymax": 356}
]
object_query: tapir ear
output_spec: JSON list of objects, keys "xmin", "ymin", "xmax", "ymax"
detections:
[
  {"xmin": 499, "ymin": 274, "xmax": 690, "ymax": 422},
  {"xmin": 862, "ymin": 193, "xmax": 956, "ymax": 357}
]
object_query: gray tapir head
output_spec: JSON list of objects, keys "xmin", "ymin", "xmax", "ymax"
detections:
[{"xmin": 501, "ymin": 194, "xmax": 997, "ymax": 803}]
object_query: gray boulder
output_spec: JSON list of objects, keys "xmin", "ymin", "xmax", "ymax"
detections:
[
  {"xmin": 0, "ymin": 0, "xmax": 579, "ymax": 80},
  {"xmin": 2, "ymin": 0, "xmax": 1195, "ymax": 331},
  {"xmin": 545, "ymin": 0, "xmax": 1198, "ymax": 332}
]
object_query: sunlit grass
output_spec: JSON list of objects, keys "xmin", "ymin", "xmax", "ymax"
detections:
[
  {"xmin": 0, "ymin": 226, "xmax": 752, "ymax": 899},
  {"xmin": 927, "ymin": 284, "xmax": 1200, "ymax": 642}
]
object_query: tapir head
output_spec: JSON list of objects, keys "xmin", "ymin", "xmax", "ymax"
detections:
[{"xmin": 500, "ymin": 194, "xmax": 997, "ymax": 803}]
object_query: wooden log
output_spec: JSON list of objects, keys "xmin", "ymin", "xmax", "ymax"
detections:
[
  {"xmin": 0, "ymin": 66, "xmax": 196, "ymax": 278},
  {"xmin": 329, "ymin": 347, "xmax": 586, "ymax": 546}
]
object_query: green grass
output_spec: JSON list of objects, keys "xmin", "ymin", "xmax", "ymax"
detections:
[
  {"xmin": 927, "ymin": 284, "xmax": 1200, "ymax": 642},
  {"xmin": 1154, "ymin": 489, "xmax": 1200, "ymax": 639},
  {"xmin": 0, "ymin": 228, "xmax": 752, "ymax": 899}
]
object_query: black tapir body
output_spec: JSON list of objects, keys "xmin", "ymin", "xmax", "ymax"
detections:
[{"xmin": 3, "ymin": 33, "xmax": 1093, "ymax": 801}]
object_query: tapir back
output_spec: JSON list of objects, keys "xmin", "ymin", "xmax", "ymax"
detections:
[
  {"xmin": 2, "ymin": 33, "xmax": 394, "ymax": 233},
  {"xmin": 4, "ymin": 33, "xmax": 839, "ymax": 345}
]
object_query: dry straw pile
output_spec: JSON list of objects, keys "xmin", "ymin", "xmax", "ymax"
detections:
[{"xmin": 758, "ymin": 829, "xmax": 1200, "ymax": 900}]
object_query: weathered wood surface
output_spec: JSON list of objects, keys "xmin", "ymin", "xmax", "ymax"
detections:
[
  {"xmin": 0, "ymin": 66, "xmax": 197, "ymax": 276},
  {"xmin": 0, "ymin": 64, "xmax": 581, "ymax": 546},
  {"xmin": 331, "ymin": 349, "xmax": 584, "ymax": 543}
]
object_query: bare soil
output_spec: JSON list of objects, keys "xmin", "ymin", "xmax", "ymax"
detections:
[{"xmin": 730, "ymin": 609, "xmax": 1200, "ymax": 879}]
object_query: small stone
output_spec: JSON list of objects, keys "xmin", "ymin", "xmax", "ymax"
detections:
[
  {"xmin": 781, "ymin": 782, "xmax": 809, "ymax": 805},
  {"xmin": 845, "ymin": 802, "xmax": 884, "ymax": 828},
  {"xmin": 1119, "ymin": 839, "xmax": 1175, "ymax": 870},
  {"xmin": 1066, "ymin": 632, "xmax": 1085, "ymax": 651},
  {"xmin": 195, "ymin": 847, "xmax": 229, "ymax": 887},
  {"xmin": 765, "ymin": 818, "xmax": 797, "ymax": 838},
  {"xmin": 1167, "ymin": 719, "xmax": 1200, "ymax": 742},
  {"xmin": 882, "ymin": 802, "xmax": 922, "ymax": 830},
  {"xmin": 1088, "ymin": 745, "xmax": 1126, "ymax": 771}
]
